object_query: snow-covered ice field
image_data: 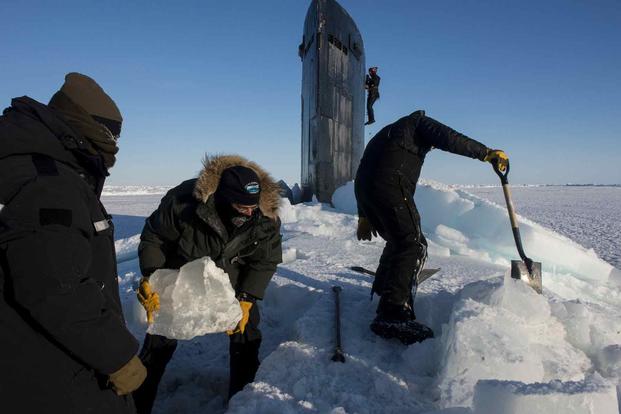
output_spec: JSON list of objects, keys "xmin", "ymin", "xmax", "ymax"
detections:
[{"xmin": 102, "ymin": 182, "xmax": 621, "ymax": 414}]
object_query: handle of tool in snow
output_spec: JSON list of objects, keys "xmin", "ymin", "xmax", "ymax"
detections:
[
  {"xmin": 331, "ymin": 285, "xmax": 345, "ymax": 363},
  {"xmin": 492, "ymin": 160, "xmax": 535, "ymax": 274}
]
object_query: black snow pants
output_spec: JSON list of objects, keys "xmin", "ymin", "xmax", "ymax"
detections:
[
  {"xmin": 132, "ymin": 304, "xmax": 262, "ymax": 414},
  {"xmin": 355, "ymin": 171, "xmax": 428, "ymax": 306},
  {"xmin": 366, "ymin": 91, "xmax": 379, "ymax": 123}
]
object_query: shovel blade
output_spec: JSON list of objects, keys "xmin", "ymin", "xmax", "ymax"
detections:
[{"xmin": 510, "ymin": 260, "xmax": 542, "ymax": 294}]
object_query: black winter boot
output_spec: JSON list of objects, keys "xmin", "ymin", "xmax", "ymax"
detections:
[{"xmin": 370, "ymin": 299, "xmax": 434, "ymax": 345}]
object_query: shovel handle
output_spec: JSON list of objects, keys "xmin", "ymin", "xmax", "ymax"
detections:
[
  {"xmin": 492, "ymin": 160, "xmax": 535, "ymax": 273},
  {"xmin": 492, "ymin": 159, "xmax": 510, "ymax": 185}
]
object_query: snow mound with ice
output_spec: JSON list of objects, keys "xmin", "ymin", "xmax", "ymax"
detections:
[
  {"xmin": 333, "ymin": 179, "xmax": 616, "ymax": 285},
  {"xmin": 438, "ymin": 273, "xmax": 592, "ymax": 408},
  {"xmin": 144, "ymin": 257, "xmax": 242, "ymax": 340}
]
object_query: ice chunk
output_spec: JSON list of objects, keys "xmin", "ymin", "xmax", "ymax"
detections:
[
  {"xmin": 146, "ymin": 257, "xmax": 242, "ymax": 340},
  {"xmin": 279, "ymin": 198, "xmax": 298, "ymax": 224},
  {"xmin": 472, "ymin": 376, "xmax": 619, "ymax": 414},
  {"xmin": 427, "ymin": 238, "xmax": 451, "ymax": 257},
  {"xmin": 282, "ymin": 247, "xmax": 298, "ymax": 264},
  {"xmin": 438, "ymin": 273, "xmax": 591, "ymax": 407},
  {"xmin": 331, "ymin": 181, "xmax": 357, "ymax": 215}
]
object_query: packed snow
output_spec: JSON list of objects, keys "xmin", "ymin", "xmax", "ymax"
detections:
[{"xmin": 105, "ymin": 181, "xmax": 620, "ymax": 414}]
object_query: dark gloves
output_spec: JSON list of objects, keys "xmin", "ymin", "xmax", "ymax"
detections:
[
  {"xmin": 108, "ymin": 355, "xmax": 147, "ymax": 395},
  {"xmin": 357, "ymin": 217, "xmax": 377, "ymax": 241}
]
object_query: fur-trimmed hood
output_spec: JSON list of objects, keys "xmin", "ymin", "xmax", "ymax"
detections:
[{"xmin": 193, "ymin": 154, "xmax": 281, "ymax": 220}]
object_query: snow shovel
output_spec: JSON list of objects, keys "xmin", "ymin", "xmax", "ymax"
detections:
[{"xmin": 492, "ymin": 160, "xmax": 543, "ymax": 293}]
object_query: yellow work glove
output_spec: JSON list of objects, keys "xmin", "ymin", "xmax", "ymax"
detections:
[
  {"xmin": 484, "ymin": 149, "xmax": 509, "ymax": 172},
  {"xmin": 108, "ymin": 355, "xmax": 147, "ymax": 396},
  {"xmin": 357, "ymin": 217, "xmax": 377, "ymax": 241},
  {"xmin": 137, "ymin": 277, "xmax": 159, "ymax": 324},
  {"xmin": 227, "ymin": 300, "xmax": 253, "ymax": 335}
]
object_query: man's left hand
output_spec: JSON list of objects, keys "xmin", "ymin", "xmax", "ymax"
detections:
[{"xmin": 357, "ymin": 217, "xmax": 377, "ymax": 241}]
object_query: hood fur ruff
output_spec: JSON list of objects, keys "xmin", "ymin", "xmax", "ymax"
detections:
[{"xmin": 193, "ymin": 154, "xmax": 281, "ymax": 220}]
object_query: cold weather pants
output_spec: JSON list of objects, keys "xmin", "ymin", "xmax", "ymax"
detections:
[
  {"xmin": 132, "ymin": 304, "xmax": 262, "ymax": 414},
  {"xmin": 355, "ymin": 171, "xmax": 428, "ymax": 306},
  {"xmin": 366, "ymin": 91, "xmax": 379, "ymax": 123}
]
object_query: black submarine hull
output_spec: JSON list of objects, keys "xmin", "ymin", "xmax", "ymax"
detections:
[{"xmin": 300, "ymin": 0, "xmax": 365, "ymax": 203}]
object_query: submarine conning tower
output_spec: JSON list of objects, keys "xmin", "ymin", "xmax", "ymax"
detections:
[{"xmin": 299, "ymin": 0, "xmax": 366, "ymax": 203}]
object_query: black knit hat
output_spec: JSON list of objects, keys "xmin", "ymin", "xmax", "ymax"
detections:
[
  {"xmin": 216, "ymin": 166, "xmax": 261, "ymax": 205},
  {"xmin": 53, "ymin": 72, "xmax": 123, "ymax": 137}
]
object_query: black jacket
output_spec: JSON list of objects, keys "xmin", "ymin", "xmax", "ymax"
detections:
[
  {"xmin": 139, "ymin": 155, "xmax": 282, "ymax": 300},
  {"xmin": 366, "ymin": 73, "xmax": 380, "ymax": 97},
  {"xmin": 356, "ymin": 111, "xmax": 488, "ymax": 208},
  {"xmin": 0, "ymin": 97, "xmax": 138, "ymax": 414}
]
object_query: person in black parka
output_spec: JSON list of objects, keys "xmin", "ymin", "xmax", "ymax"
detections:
[
  {"xmin": 133, "ymin": 155, "xmax": 283, "ymax": 414},
  {"xmin": 365, "ymin": 67, "xmax": 380, "ymax": 125},
  {"xmin": 0, "ymin": 73, "xmax": 145, "ymax": 413},
  {"xmin": 355, "ymin": 110, "xmax": 508, "ymax": 344}
]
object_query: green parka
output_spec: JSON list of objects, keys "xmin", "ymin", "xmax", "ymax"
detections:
[{"xmin": 138, "ymin": 155, "xmax": 282, "ymax": 299}]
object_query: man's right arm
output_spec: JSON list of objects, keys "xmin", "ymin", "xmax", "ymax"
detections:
[
  {"xmin": 138, "ymin": 194, "xmax": 181, "ymax": 277},
  {"xmin": 416, "ymin": 114, "xmax": 489, "ymax": 161}
]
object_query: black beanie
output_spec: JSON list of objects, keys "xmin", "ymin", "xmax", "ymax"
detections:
[
  {"xmin": 216, "ymin": 166, "xmax": 261, "ymax": 205},
  {"xmin": 53, "ymin": 72, "xmax": 122, "ymax": 137}
]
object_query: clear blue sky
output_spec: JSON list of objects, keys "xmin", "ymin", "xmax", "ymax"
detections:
[{"xmin": 2, "ymin": 0, "xmax": 619, "ymax": 185}]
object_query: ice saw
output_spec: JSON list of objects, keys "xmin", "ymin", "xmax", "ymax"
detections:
[{"xmin": 493, "ymin": 160, "xmax": 543, "ymax": 293}]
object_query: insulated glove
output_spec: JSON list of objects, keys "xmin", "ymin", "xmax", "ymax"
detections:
[
  {"xmin": 484, "ymin": 149, "xmax": 509, "ymax": 172},
  {"xmin": 357, "ymin": 217, "xmax": 377, "ymax": 241},
  {"xmin": 227, "ymin": 300, "xmax": 253, "ymax": 335},
  {"xmin": 108, "ymin": 355, "xmax": 147, "ymax": 396},
  {"xmin": 137, "ymin": 277, "xmax": 160, "ymax": 324}
]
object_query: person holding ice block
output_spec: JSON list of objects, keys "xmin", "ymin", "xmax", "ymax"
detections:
[{"xmin": 133, "ymin": 155, "xmax": 282, "ymax": 413}]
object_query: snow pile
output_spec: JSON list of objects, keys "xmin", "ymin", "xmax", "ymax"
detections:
[
  {"xmin": 464, "ymin": 185, "xmax": 621, "ymax": 269},
  {"xmin": 472, "ymin": 376, "xmax": 619, "ymax": 414},
  {"xmin": 332, "ymin": 180, "xmax": 615, "ymax": 285},
  {"xmin": 142, "ymin": 257, "xmax": 242, "ymax": 340},
  {"xmin": 437, "ymin": 273, "xmax": 592, "ymax": 407}
]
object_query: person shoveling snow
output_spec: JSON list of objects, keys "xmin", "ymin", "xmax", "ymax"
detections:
[{"xmin": 355, "ymin": 110, "xmax": 508, "ymax": 345}]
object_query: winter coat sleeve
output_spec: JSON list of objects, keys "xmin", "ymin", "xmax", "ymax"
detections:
[
  {"xmin": 0, "ymin": 177, "xmax": 138, "ymax": 375},
  {"xmin": 416, "ymin": 114, "xmax": 489, "ymax": 161},
  {"xmin": 138, "ymin": 193, "xmax": 182, "ymax": 277},
  {"xmin": 237, "ymin": 219, "xmax": 282, "ymax": 300}
]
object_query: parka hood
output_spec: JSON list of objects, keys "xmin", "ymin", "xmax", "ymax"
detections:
[
  {"xmin": 0, "ymin": 97, "xmax": 82, "ymax": 168},
  {"xmin": 193, "ymin": 154, "xmax": 281, "ymax": 220}
]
